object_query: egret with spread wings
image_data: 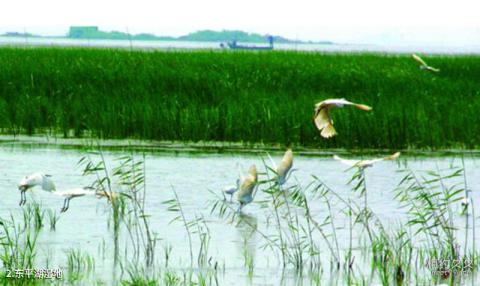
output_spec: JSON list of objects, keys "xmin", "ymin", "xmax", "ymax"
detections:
[
  {"xmin": 54, "ymin": 187, "xmax": 97, "ymax": 212},
  {"xmin": 314, "ymin": 98, "xmax": 372, "ymax": 138},
  {"xmin": 268, "ymin": 149, "xmax": 296, "ymax": 187},
  {"xmin": 236, "ymin": 165, "xmax": 258, "ymax": 213},
  {"xmin": 54, "ymin": 187, "xmax": 118, "ymax": 212},
  {"xmin": 18, "ymin": 172, "xmax": 56, "ymax": 206},
  {"xmin": 412, "ymin": 54, "xmax": 440, "ymax": 73},
  {"xmin": 333, "ymin": 152, "xmax": 401, "ymax": 169}
]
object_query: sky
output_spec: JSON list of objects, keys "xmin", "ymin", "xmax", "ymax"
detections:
[{"xmin": 1, "ymin": 0, "xmax": 479, "ymax": 46}]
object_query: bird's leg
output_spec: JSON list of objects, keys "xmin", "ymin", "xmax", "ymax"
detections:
[
  {"xmin": 278, "ymin": 183, "xmax": 283, "ymax": 192},
  {"xmin": 236, "ymin": 203, "xmax": 243, "ymax": 214},
  {"xmin": 229, "ymin": 194, "xmax": 233, "ymax": 203},
  {"xmin": 64, "ymin": 198, "xmax": 71, "ymax": 212},
  {"xmin": 22, "ymin": 190, "xmax": 27, "ymax": 206},
  {"xmin": 60, "ymin": 198, "xmax": 68, "ymax": 213},
  {"xmin": 19, "ymin": 191, "xmax": 26, "ymax": 206}
]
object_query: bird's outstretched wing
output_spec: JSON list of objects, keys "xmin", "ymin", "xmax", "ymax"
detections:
[
  {"xmin": 237, "ymin": 165, "xmax": 257, "ymax": 198},
  {"xmin": 42, "ymin": 176, "xmax": 56, "ymax": 192},
  {"xmin": 355, "ymin": 151, "xmax": 401, "ymax": 166},
  {"xmin": 314, "ymin": 105, "xmax": 330, "ymax": 129},
  {"xmin": 321, "ymin": 123, "xmax": 337, "ymax": 138},
  {"xmin": 352, "ymin": 103, "xmax": 372, "ymax": 111},
  {"xmin": 314, "ymin": 107, "xmax": 337, "ymax": 138},
  {"xmin": 277, "ymin": 149, "xmax": 293, "ymax": 177},
  {"xmin": 54, "ymin": 188, "xmax": 92, "ymax": 197},
  {"xmin": 384, "ymin": 152, "xmax": 401, "ymax": 161},
  {"xmin": 333, "ymin": 155, "xmax": 360, "ymax": 167},
  {"xmin": 412, "ymin": 54, "xmax": 428, "ymax": 67}
]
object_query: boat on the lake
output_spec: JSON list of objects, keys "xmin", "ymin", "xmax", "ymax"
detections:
[{"xmin": 220, "ymin": 35, "xmax": 274, "ymax": 50}]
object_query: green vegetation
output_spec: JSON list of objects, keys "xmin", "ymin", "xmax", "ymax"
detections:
[
  {"xmin": 0, "ymin": 47, "xmax": 479, "ymax": 149},
  {"xmin": 65, "ymin": 26, "xmax": 305, "ymax": 43}
]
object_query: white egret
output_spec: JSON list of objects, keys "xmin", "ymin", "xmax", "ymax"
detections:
[
  {"xmin": 412, "ymin": 54, "xmax": 440, "ymax": 73},
  {"xmin": 314, "ymin": 98, "xmax": 372, "ymax": 138},
  {"xmin": 236, "ymin": 165, "xmax": 258, "ymax": 213},
  {"xmin": 334, "ymin": 152, "xmax": 400, "ymax": 210},
  {"xmin": 268, "ymin": 149, "xmax": 296, "ymax": 187},
  {"xmin": 18, "ymin": 172, "xmax": 56, "ymax": 206},
  {"xmin": 54, "ymin": 187, "xmax": 117, "ymax": 212},
  {"xmin": 333, "ymin": 152, "xmax": 401, "ymax": 169},
  {"xmin": 222, "ymin": 179, "xmax": 240, "ymax": 202},
  {"xmin": 54, "ymin": 187, "xmax": 97, "ymax": 212}
]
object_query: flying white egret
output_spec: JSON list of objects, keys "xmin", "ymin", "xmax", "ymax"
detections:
[
  {"xmin": 222, "ymin": 179, "xmax": 240, "ymax": 202},
  {"xmin": 412, "ymin": 54, "xmax": 440, "ymax": 73},
  {"xmin": 18, "ymin": 172, "xmax": 56, "ymax": 206},
  {"xmin": 314, "ymin": 98, "xmax": 372, "ymax": 138},
  {"xmin": 236, "ymin": 165, "xmax": 258, "ymax": 213},
  {"xmin": 333, "ymin": 152, "xmax": 401, "ymax": 169},
  {"xmin": 54, "ymin": 187, "xmax": 117, "ymax": 212},
  {"xmin": 268, "ymin": 149, "xmax": 296, "ymax": 187},
  {"xmin": 54, "ymin": 187, "xmax": 97, "ymax": 212}
]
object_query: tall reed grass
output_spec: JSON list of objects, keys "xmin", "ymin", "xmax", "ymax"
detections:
[{"xmin": 0, "ymin": 48, "xmax": 479, "ymax": 148}]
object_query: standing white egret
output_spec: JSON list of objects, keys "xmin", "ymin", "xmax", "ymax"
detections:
[
  {"xmin": 314, "ymin": 98, "xmax": 372, "ymax": 138},
  {"xmin": 412, "ymin": 54, "xmax": 440, "ymax": 72},
  {"xmin": 222, "ymin": 179, "xmax": 240, "ymax": 202},
  {"xmin": 236, "ymin": 165, "xmax": 258, "ymax": 213},
  {"xmin": 333, "ymin": 152, "xmax": 401, "ymax": 169},
  {"xmin": 53, "ymin": 187, "xmax": 97, "ymax": 212},
  {"xmin": 18, "ymin": 172, "xmax": 56, "ymax": 206}
]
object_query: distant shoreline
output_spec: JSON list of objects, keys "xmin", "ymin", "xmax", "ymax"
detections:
[
  {"xmin": 1, "ymin": 34, "xmax": 333, "ymax": 45},
  {"xmin": 1, "ymin": 135, "xmax": 479, "ymax": 156},
  {"xmin": 1, "ymin": 28, "xmax": 334, "ymax": 45}
]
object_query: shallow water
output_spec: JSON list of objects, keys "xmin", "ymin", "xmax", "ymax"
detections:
[
  {"xmin": 0, "ymin": 145, "xmax": 479, "ymax": 285},
  {"xmin": 1, "ymin": 36, "xmax": 480, "ymax": 54}
]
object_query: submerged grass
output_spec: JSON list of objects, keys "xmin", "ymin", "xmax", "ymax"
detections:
[{"xmin": 0, "ymin": 48, "xmax": 479, "ymax": 148}]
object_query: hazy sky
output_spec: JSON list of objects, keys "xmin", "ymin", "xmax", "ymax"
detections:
[{"xmin": 1, "ymin": 0, "xmax": 479, "ymax": 46}]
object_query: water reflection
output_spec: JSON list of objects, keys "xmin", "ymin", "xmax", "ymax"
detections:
[{"xmin": 235, "ymin": 213, "xmax": 257, "ymax": 282}]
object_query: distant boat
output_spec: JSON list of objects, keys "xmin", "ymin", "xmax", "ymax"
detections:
[{"xmin": 221, "ymin": 36, "xmax": 274, "ymax": 50}]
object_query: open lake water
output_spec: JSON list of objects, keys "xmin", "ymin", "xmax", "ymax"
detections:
[
  {"xmin": 1, "ymin": 36, "xmax": 480, "ymax": 54},
  {"xmin": 0, "ymin": 144, "xmax": 479, "ymax": 285}
]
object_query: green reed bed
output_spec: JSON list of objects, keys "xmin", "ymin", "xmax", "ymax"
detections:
[{"xmin": 0, "ymin": 47, "xmax": 479, "ymax": 148}]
